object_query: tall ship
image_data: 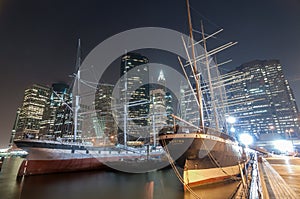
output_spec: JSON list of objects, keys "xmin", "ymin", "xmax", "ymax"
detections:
[
  {"xmin": 13, "ymin": 41, "xmax": 164, "ymax": 177},
  {"xmin": 13, "ymin": 40, "xmax": 112, "ymax": 176},
  {"xmin": 159, "ymin": 0, "xmax": 246, "ymax": 189}
]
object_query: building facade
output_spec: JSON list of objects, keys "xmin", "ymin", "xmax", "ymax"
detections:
[
  {"xmin": 149, "ymin": 70, "xmax": 168, "ymax": 146},
  {"xmin": 118, "ymin": 52, "xmax": 150, "ymax": 144},
  {"xmin": 52, "ymin": 83, "xmax": 73, "ymax": 139},
  {"xmin": 14, "ymin": 84, "xmax": 51, "ymax": 139},
  {"xmin": 227, "ymin": 60, "xmax": 300, "ymax": 141},
  {"xmin": 95, "ymin": 83, "xmax": 117, "ymax": 144}
]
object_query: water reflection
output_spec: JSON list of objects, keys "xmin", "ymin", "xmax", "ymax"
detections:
[
  {"xmin": 184, "ymin": 181, "xmax": 240, "ymax": 199},
  {"xmin": 1, "ymin": 158, "xmax": 240, "ymax": 199},
  {"xmin": 0, "ymin": 157, "xmax": 24, "ymax": 199}
]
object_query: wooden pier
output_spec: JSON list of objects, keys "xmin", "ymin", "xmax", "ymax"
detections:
[
  {"xmin": 234, "ymin": 152, "xmax": 299, "ymax": 199},
  {"xmin": 259, "ymin": 157, "xmax": 298, "ymax": 199}
]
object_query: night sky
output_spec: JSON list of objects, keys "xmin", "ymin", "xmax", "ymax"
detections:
[{"xmin": 1, "ymin": 0, "xmax": 300, "ymax": 147}]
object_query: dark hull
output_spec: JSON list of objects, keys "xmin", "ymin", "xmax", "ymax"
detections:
[
  {"xmin": 159, "ymin": 132, "xmax": 245, "ymax": 187},
  {"xmin": 14, "ymin": 139, "xmax": 102, "ymax": 176},
  {"xmin": 17, "ymin": 157, "xmax": 109, "ymax": 177},
  {"xmin": 14, "ymin": 139, "xmax": 167, "ymax": 176}
]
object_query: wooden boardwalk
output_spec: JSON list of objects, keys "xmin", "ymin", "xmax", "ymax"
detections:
[{"xmin": 259, "ymin": 158, "xmax": 298, "ymax": 199}]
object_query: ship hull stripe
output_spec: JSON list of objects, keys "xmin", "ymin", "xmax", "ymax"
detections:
[{"xmin": 159, "ymin": 133, "xmax": 237, "ymax": 145}]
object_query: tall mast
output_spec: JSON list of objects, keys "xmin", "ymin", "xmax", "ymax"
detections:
[
  {"xmin": 185, "ymin": 0, "xmax": 204, "ymax": 128},
  {"xmin": 201, "ymin": 21, "xmax": 219, "ymax": 130},
  {"xmin": 73, "ymin": 38, "xmax": 81, "ymax": 142},
  {"xmin": 123, "ymin": 51, "xmax": 128, "ymax": 147}
]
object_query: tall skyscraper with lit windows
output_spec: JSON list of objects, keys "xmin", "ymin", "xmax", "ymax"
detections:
[
  {"xmin": 118, "ymin": 52, "xmax": 149, "ymax": 143},
  {"xmin": 227, "ymin": 60, "xmax": 299, "ymax": 140},
  {"xmin": 95, "ymin": 83, "xmax": 117, "ymax": 144},
  {"xmin": 48, "ymin": 83, "xmax": 72, "ymax": 138},
  {"xmin": 34, "ymin": 82, "xmax": 74, "ymax": 140},
  {"xmin": 149, "ymin": 70, "xmax": 168, "ymax": 145},
  {"xmin": 120, "ymin": 53, "xmax": 149, "ymax": 125},
  {"xmin": 14, "ymin": 84, "xmax": 51, "ymax": 139}
]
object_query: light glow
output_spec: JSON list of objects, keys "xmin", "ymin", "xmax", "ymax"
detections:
[
  {"xmin": 239, "ymin": 133, "xmax": 253, "ymax": 146},
  {"xmin": 227, "ymin": 116, "xmax": 236, "ymax": 124},
  {"xmin": 230, "ymin": 127, "xmax": 236, "ymax": 133},
  {"xmin": 0, "ymin": 148, "xmax": 10, "ymax": 153},
  {"xmin": 273, "ymin": 140, "xmax": 293, "ymax": 153}
]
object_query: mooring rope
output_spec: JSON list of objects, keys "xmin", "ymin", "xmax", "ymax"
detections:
[
  {"xmin": 161, "ymin": 139, "xmax": 201, "ymax": 199},
  {"xmin": 200, "ymin": 137, "xmax": 241, "ymax": 181}
]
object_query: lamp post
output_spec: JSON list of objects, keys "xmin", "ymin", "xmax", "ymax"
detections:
[{"xmin": 269, "ymin": 125, "xmax": 275, "ymax": 135}]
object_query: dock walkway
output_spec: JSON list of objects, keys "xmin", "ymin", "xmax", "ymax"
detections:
[{"xmin": 259, "ymin": 158, "xmax": 298, "ymax": 199}]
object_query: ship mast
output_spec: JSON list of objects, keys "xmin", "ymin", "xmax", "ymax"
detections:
[
  {"xmin": 123, "ymin": 51, "xmax": 128, "ymax": 147},
  {"xmin": 201, "ymin": 21, "xmax": 219, "ymax": 130},
  {"xmin": 185, "ymin": 0, "xmax": 204, "ymax": 128},
  {"xmin": 73, "ymin": 39, "xmax": 81, "ymax": 142}
]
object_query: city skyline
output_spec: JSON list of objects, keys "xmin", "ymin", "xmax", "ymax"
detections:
[
  {"xmin": 9, "ymin": 58, "xmax": 299, "ymax": 143},
  {"xmin": 1, "ymin": 0, "xmax": 300, "ymax": 147},
  {"xmin": 227, "ymin": 59, "xmax": 299, "ymax": 142}
]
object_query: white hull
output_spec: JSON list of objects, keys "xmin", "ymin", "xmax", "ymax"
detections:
[{"xmin": 183, "ymin": 164, "xmax": 241, "ymax": 188}]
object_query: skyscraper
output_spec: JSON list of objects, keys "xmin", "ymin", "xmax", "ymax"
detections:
[
  {"xmin": 157, "ymin": 69, "xmax": 174, "ymax": 125},
  {"xmin": 119, "ymin": 52, "xmax": 149, "ymax": 143},
  {"xmin": 149, "ymin": 70, "xmax": 168, "ymax": 146},
  {"xmin": 227, "ymin": 60, "xmax": 299, "ymax": 140},
  {"xmin": 15, "ymin": 84, "xmax": 51, "ymax": 139},
  {"xmin": 39, "ymin": 83, "xmax": 71, "ymax": 139},
  {"xmin": 52, "ymin": 83, "xmax": 73, "ymax": 138},
  {"xmin": 95, "ymin": 83, "xmax": 117, "ymax": 144}
]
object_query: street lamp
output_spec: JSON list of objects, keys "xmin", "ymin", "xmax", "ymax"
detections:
[
  {"xmin": 230, "ymin": 127, "xmax": 236, "ymax": 133},
  {"xmin": 288, "ymin": 128, "xmax": 294, "ymax": 138},
  {"xmin": 239, "ymin": 133, "xmax": 254, "ymax": 146},
  {"xmin": 269, "ymin": 125, "xmax": 275, "ymax": 135},
  {"xmin": 227, "ymin": 116, "xmax": 236, "ymax": 124},
  {"xmin": 227, "ymin": 116, "xmax": 236, "ymax": 137}
]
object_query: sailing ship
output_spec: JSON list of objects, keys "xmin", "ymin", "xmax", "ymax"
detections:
[
  {"xmin": 14, "ymin": 41, "xmax": 111, "ymax": 176},
  {"xmin": 159, "ymin": 0, "xmax": 246, "ymax": 189},
  {"xmin": 14, "ymin": 41, "xmax": 165, "ymax": 177}
]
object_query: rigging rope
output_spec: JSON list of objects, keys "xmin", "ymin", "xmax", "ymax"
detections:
[
  {"xmin": 199, "ymin": 137, "xmax": 241, "ymax": 181},
  {"xmin": 161, "ymin": 139, "xmax": 201, "ymax": 199}
]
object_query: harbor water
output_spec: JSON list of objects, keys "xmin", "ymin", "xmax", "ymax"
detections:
[{"xmin": 0, "ymin": 157, "xmax": 240, "ymax": 199}]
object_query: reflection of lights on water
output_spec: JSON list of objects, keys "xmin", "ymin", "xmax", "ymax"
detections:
[
  {"xmin": 283, "ymin": 156, "xmax": 293, "ymax": 173},
  {"xmin": 284, "ymin": 156, "xmax": 290, "ymax": 164},
  {"xmin": 239, "ymin": 133, "xmax": 253, "ymax": 146},
  {"xmin": 273, "ymin": 140, "xmax": 293, "ymax": 153}
]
